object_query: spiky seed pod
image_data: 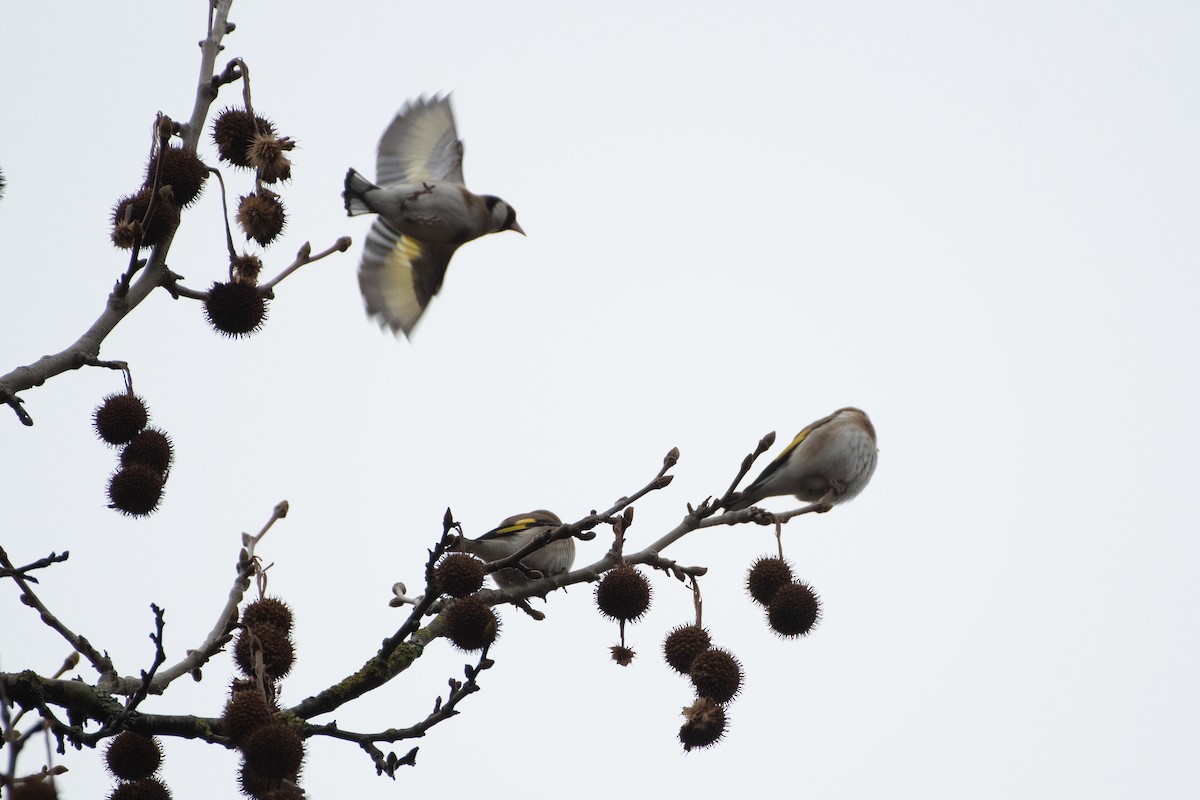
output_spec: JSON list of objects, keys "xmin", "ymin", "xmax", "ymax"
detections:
[
  {"xmin": 662, "ymin": 624, "xmax": 712, "ymax": 674},
  {"xmin": 94, "ymin": 393, "xmax": 149, "ymax": 445},
  {"xmin": 434, "ymin": 553, "xmax": 486, "ymax": 598},
  {"xmin": 110, "ymin": 188, "xmax": 180, "ymax": 249},
  {"xmin": 232, "ymin": 252, "xmax": 264, "ymax": 285},
  {"xmin": 260, "ymin": 786, "xmax": 305, "ymax": 800},
  {"xmin": 241, "ymin": 723, "xmax": 304, "ymax": 781},
  {"xmin": 108, "ymin": 464, "xmax": 165, "ymax": 517},
  {"xmin": 212, "ymin": 108, "xmax": 275, "ymax": 168},
  {"xmin": 143, "ymin": 146, "xmax": 207, "ymax": 206},
  {"xmin": 104, "ymin": 731, "xmax": 162, "ymax": 780},
  {"xmin": 229, "ymin": 677, "xmax": 257, "ymax": 694},
  {"xmin": 234, "ymin": 624, "xmax": 295, "ymax": 680},
  {"xmin": 610, "ymin": 645, "xmax": 636, "ymax": 666},
  {"xmin": 204, "ymin": 281, "xmax": 268, "ymax": 338},
  {"xmin": 689, "ymin": 648, "xmax": 743, "ymax": 705},
  {"xmin": 679, "ymin": 697, "xmax": 727, "ymax": 752},
  {"xmin": 120, "ymin": 428, "xmax": 174, "ymax": 475},
  {"xmin": 767, "ymin": 581, "xmax": 822, "ymax": 638},
  {"xmin": 746, "ymin": 555, "xmax": 794, "ymax": 606},
  {"xmin": 221, "ymin": 685, "xmax": 275, "ymax": 745},
  {"xmin": 594, "ymin": 564, "xmax": 652, "ymax": 622},
  {"xmin": 108, "ymin": 778, "xmax": 171, "ymax": 800},
  {"xmin": 242, "ymin": 597, "xmax": 294, "ymax": 635},
  {"xmin": 443, "ymin": 595, "xmax": 499, "ymax": 652},
  {"xmin": 247, "ymin": 134, "xmax": 294, "ymax": 184},
  {"xmin": 236, "ymin": 190, "xmax": 286, "ymax": 246},
  {"xmin": 229, "ymin": 676, "xmax": 275, "ymax": 707},
  {"xmin": 238, "ymin": 760, "xmax": 277, "ymax": 799},
  {"xmin": 111, "ymin": 216, "xmax": 137, "ymax": 249},
  {"xmin": 10, "ymin": 778, "xmax": 57, "ymax": 800}
]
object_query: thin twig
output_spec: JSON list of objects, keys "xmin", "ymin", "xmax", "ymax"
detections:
[
  {"xmin": 0, "ymin": 550, "xmax": 70, "ymax": 583},
  {"xmin": 480, "ymin": 447, "xmax": 678, "ymax": 578},
  {"xmin": 137, "ymin": 500, "xmax": 288, "ymax": 693},
  {"xmin": 304, "ymin": 648, "xmax": 493, "ymax": 778},
  {"xmin": 260, "ymin": 237, "xmax": 353, "ymax": 293},
  {"xmin": 116, "ymin": 116, "xmax": 175, "ymax": 298},
  {"xmin": 210, "ymin": 60, "xmax": 243, "ymax": 92},
  {"xmin": 719, "ymin": 430, "xmax": 776, "ymax": 509},
  {"xmin": 0, "ymin": 548, "xmax": 115, "ymax": 681},
  {"xmin": 476, "ymin": 441, "xmax": 834, "ymax": 608},
  {"xmin": 159, "ymin": 270, "xmax": 211, "ymax": 301},
  {"xmin": 288, "ymin": 513, "xmax": 465, "ymax": 722},
  {"xmin": 0, "ymin": 386, "xmax": 32, "ymax": 426},
  {"xmin": 80, "ymin": 357, "xmax": 133, "ymax": 392},
  {"xmin": 236, "ymin": 58, "xmax": 255, "ymax": 123},
  {"xmin": 107, "ymin": 605, "xmax": 168, "ymax": 733},
  {"xmin": 211, "ymin": 166, "xmax": 238, "ymax": 262}
]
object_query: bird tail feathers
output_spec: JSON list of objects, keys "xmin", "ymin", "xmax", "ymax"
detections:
[
  {"xmin": 725, "ymin": 482, "xmax": 765, "ymax": 513},
  {"xmin": 725, "ymin": 496, "xmax": 753, "ymax": 513},
  {"xmin": 343, "ymin": 168, "xmax": 378, "ymax": 216}
]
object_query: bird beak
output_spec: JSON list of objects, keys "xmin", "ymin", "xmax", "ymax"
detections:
[{"xmin": 510, "ymin": 221, "xmax": 526, "ymax": 236}]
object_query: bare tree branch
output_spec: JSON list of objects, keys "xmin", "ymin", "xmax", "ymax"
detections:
[
  {"xmin": 0, "ymin": 439, "xmax": 847, "ymax": 781},
  {"xmin": 304, "ymin": 648, "xmax": 493, "ymax": 778},
  {"xmin": 108, "ymin": 605, "xmax": 169, "ymax": 732},
  {"xmin": 0, "ymin": 550, "xmax": 70, "ymax": 583},
  {"xmin": 472, "ymin": 442, "xmax": 836, "ymax": 609},
  {"xmin": 287, "ymin": 521, "xmax": 456, "ymax": 722},
  {"xmin": 0, "ymin": 0, "xmax": 875, "ymax": 779},
  {"xmin": 33, "ymin": 501, "xmax": 286, "ymax": 699},
  {"xmin": 0, "ymin": 548, "xmax": 116, "ymax": 682},
  {"xmin": 260, "ymin": 237, "xmax": 353, "ymax": 293},
  {"xmin": 0, "ymin": 672, "xmax": 229, "ymax": 751},
  {"xmin": 0, "ymin": 0, "xmax": 236, "ymax": 425},
  {"xmin": 139, "ymin": 500, "xmax": 288, "ymax": 693},
  {"xmin": 719, "ymin": 430, "xmax": 777, "ymax": 509},
  {"xmin": 478, "ymin": 446, "xmax": 678, "ymax": 579}
]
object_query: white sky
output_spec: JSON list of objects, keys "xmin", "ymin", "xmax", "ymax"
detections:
[{"xmin": 3, "ymin": 1, "xmax": 1199, "ymax": 798}]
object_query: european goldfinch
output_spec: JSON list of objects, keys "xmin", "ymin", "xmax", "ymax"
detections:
[
  {"xmin": 727, "ymin": 408, "xmax": 878, "ymax": 512},
  {"xmin": 343, "ymin": 95, "xmax": 524, "ymax": 337},
  {"xmin": 459, "ymin": 510, "xmax": 575, "ymax": 590}
]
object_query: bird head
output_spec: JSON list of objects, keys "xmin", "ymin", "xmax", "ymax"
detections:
[{"xmin": 483, "ymin": 196, "xmax": 525, "ymax": 235}]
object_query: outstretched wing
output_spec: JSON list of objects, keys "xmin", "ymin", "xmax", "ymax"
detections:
[
  {"xmin": 375, "ymin": 95, "xmax": 465, "ymax": 187},
  {"xmin": 357, "ymin": 219, "xmax": 458, "ymax": 337}
]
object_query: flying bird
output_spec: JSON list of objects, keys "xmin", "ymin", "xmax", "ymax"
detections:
[
  {"xmin": 343, "ymin": 95, "xmax": 524, "ymax": 336},
  {"xmin": 727, "ymin": 408, "xmax": 878, "ymax": 512}
]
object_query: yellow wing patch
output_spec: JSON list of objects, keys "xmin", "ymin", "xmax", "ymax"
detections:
[
  {"xmin": 756, "ymin": 412, "xmax": 836, "ymax": 480},
  {"xmin": 771, "ymin": 422, "xmax": 817, "ymax": 466},
  {"xmin": 492, "ymin": 517, "xmax": 539, "ymax": 536},
  {"xmin": 360, "ymin": 234, "xmax": 426, "ymax": 336}
]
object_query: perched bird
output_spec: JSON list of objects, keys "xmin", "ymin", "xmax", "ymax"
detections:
[
  {"xmin": 726, "ymin": 408, "xmax": 878, "ymax": 512},
  {"xmin": 343, "ymin": 95, "xmax": 524, "ymax": 337},
  {"xmin": 459, "ymin": 510, "xmax": 574, "ymax": 590}
]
